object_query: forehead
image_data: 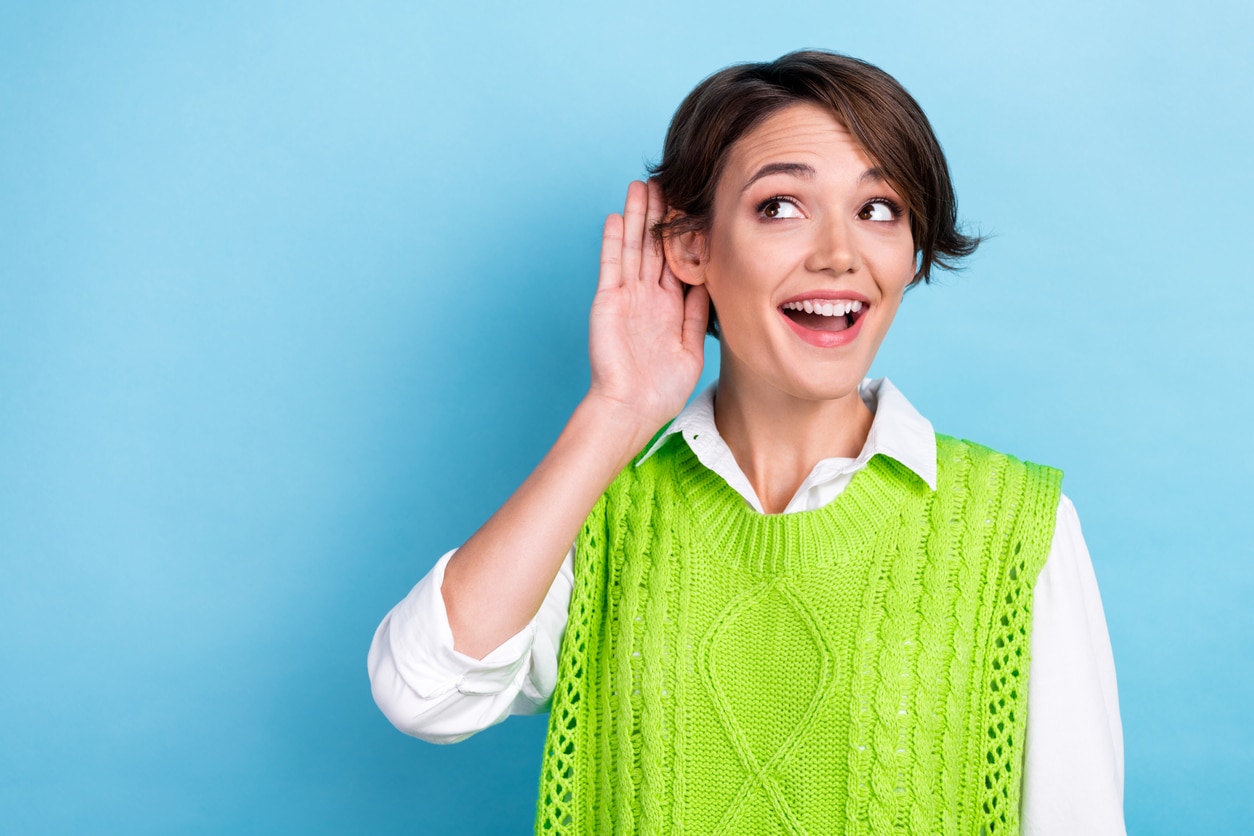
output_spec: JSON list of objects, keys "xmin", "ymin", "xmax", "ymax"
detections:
[{"xmin": 721, "ymin": 102, "xmax": 874, "ymax": 189}]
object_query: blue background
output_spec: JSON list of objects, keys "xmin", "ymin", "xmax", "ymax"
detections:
[{"xmin": 2, "ymin": 2, "xmax": 1251, "ymax": 833}]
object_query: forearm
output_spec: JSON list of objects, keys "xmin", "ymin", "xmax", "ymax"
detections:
[
  {"xmin": 442, "ymin": 179, "xmax": 703, "ymax": 661},
  {"xmin": 441, "ymin": 395, "xmax": 654, "ymax": 659}
]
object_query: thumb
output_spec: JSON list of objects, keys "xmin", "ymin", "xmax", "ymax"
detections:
[{"xmin": 680, "ymin": 283, "xmax": 710, "ymax": 356}]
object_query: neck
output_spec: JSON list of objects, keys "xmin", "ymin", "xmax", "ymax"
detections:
[{"xmin": 713, "ymin": 359, "xmax": 874, "ymax": 515}]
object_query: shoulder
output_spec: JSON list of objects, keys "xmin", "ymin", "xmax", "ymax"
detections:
[
  {"xmin": 934, "ymin": 434, "xmax": 1064, "ymax": 494},
  {"xmin": 617, "ymin": 427, "xmax": 699, "ymax": 490},
  {"xmin": 592, "ymin": 429, "xmax": 693, "ymax": 522},
  {"xmin": 928, "ymin": 437, "xmax": 1068, "ymax": 610},
  {"xmin": 933, "ymin": 435, "xmax": 1065, "ymax": 560}
]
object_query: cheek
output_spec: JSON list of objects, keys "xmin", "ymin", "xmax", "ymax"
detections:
[
  {"xmin": 718, "ymin": 231, "xmax": 801, "ymax": 286},
  {"xmin": 704, "ymin": 233, "xmax": 780, "ymax": 309},
  {"xmin": 871, "ymin": 238, "xmax": 918, "ymax": 292}
]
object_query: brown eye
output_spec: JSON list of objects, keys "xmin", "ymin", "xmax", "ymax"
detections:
[
  {"xmin": 858, "ymin": 200, "xmax": 896, "ymax": 222},
  {"xmin": 759, "ymin": 198, "xmax": 800, "ymax": 219}
]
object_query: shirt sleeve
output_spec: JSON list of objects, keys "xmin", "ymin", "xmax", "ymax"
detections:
[
  {"xmin": 366, "ymin": 547, "xmax": 574, "ymax": 744},
  {"xmin": 1021, "ymin": 495, "xmax": 1126, "ymax": 835}
]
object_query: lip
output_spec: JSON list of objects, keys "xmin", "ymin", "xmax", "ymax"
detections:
[{"xmin": 777, "ymin": 290, "xmax": 870, "ymax": 348}]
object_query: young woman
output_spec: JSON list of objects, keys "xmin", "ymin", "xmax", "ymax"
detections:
[{"xmin": 369, "ymin": 51, "xmax": 1124, "ymax": 834}]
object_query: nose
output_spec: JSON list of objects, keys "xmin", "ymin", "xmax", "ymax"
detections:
[{"xmin": 804, "ymin": 211, "xmax": 861, "ymax": 275}]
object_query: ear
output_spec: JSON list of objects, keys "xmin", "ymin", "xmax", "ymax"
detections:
[{"xmin": 661, "ymin": 213, "xmax": 708, "ymax": 287}]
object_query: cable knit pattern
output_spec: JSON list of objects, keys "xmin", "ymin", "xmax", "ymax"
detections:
[{"xmin": 536, "ymin": 435, "xmax": 1061, "ymax": 835}]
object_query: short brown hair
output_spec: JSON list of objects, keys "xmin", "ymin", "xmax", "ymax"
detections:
[{"xmin": 650, "ymin": 51, "xmax": 979, "ymax": 336}]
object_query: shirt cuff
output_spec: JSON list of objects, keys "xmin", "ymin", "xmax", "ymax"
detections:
[{"xmin": 383, "ymin": 549, "xmax": 537, "ymax": 698}]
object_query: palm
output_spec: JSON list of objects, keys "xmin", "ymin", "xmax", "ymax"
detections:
[{"xmin": 587, "ymin": 180, "xmax": 708, "ymax": 432}]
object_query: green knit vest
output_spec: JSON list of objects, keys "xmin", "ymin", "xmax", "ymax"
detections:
[{"xmin": 536, "ymin": 434, "xmax": 1062, "ymax": 835}]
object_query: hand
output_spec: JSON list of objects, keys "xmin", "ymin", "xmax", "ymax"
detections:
[{"xmin": 586, "ymin": 180, "xmax": 709, "ymax": 433}]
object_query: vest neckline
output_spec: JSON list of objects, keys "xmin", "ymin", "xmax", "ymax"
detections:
[{"xmin": 664, "ymin": 438, "xmax": 927, "ymax": 575}]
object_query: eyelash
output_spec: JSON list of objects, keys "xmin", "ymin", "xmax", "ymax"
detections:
[
  {"xmin": 754, "ymin": 195, "xmax": 905, "ymax": 219},
  {"xmin": 756, "ymin": 195, "xmax": 800, "ymax": 217},
  {"xmin": 862, "ymin": 196, "xmax": 904, "ymax": 219}
]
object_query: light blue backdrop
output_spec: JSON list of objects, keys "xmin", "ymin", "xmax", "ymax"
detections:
[{"xmin": 2, "ymin": 2, "xmax": 1250, "ymax": 833}]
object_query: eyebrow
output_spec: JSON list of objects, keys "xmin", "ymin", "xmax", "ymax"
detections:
[
  {"xmin": 740, "ymin": 163, "xmax": 889, "ymax": 192},
  {"xmin": 858, "ymin": 167, "xmax": 888, "ymax": 185},
  {"xmin": 741, "ymin": 162, "xmax": 815, "ymax": 192}
]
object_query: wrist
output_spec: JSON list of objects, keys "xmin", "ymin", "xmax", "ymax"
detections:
[{"xmin": 572, "ymin": 393, "xmax": 664, "ymax": 464}]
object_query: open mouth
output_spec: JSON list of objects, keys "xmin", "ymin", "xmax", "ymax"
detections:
[{"xmin": 779, "ymin": 298, "xmax": 867, "ymax": 333}]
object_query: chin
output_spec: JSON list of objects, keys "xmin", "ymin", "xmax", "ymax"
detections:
[
  {"xmin": 760, "ymin": 359, "xmax": 871, "ymax": 405},
  {"xmin": 786, "ymin": 376, "xmax": 867, "ymax": 404}
]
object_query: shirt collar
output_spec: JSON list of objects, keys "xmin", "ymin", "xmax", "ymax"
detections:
[{"xmin": 637, "ymin": 376, "xmax": 937, "ymax": 491}]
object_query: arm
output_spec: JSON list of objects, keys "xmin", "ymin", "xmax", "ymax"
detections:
[
  {"xmin": 441, "ymin": 179, "xmax": 708, "ymax": 659},
  {"xmin": 368, "ymin": 181, "xmax": 708, "ymax": 737},
  {"xmin": 1021, "ymin": 495, "xmax": 1126, "ymax": 835},
  {"xmin": 366, "ymin": 546, "xmax": 574, "ymax": 743}
]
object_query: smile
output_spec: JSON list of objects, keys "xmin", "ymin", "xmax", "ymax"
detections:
[
  {"xmin": 777, "ymin": 295, "xmax": 869, "ymax": 347},
  {"xmin": 780, "ymin": 298, "xmax": 864, "ymax": 331}
]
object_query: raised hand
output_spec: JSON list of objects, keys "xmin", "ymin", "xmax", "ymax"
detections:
[
  {"xmin": 587, "ymin": 179, "xmax": 709, "ymax": 434},
  {"xmin": 438, "ymin": 181, "xmax": 707, "ymax": 660}
]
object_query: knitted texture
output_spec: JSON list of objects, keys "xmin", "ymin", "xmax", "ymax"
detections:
[{"xmin": 535, "ymin": 435, "xmax": 1062, "ymax": 835}]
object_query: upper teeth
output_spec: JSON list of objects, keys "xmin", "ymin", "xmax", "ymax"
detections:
[{"xmin": 781, "ymin": 299, "xmax": 864, "ymax": 316}]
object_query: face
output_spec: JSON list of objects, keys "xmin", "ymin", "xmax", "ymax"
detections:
[{"xmin": 670, "ymin": 102, "xmax": 917, "ymax": 404}]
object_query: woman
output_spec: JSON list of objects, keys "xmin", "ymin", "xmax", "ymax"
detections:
[{"xmin": 369, "ymin": 51, "xmax": 1124, "ymax": 834}]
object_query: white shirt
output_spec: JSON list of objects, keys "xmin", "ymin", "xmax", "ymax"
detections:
[{"xmin": 368, "ymin": 378, "xmax": 1126, "ymax": 835}]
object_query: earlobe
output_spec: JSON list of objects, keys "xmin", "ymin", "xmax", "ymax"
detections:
[{"xmin": 663, "ymin": 226, "xmax": 708, "ymax": 287}]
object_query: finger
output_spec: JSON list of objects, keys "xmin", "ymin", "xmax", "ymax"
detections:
[
  {"xmin": 659, "ymin": 257, "xmax": 684, "ymax": 292},
  {"xmin": 641, "ymin": 178, "xmax": 666, "ymax": 284},
  {"xmin": 619, "ymin": 180, "xmax": 647, "ymax": 285},
  {"xmin": 598, "ymin": 213, "xmax": 624, "ymax": 290},
  {"xmin": 680, "ymin": 283, "xmax": 710, "ymax": 356}
]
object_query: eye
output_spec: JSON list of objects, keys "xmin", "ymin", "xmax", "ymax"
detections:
[
  {"xmin": 858, "ymin": 199, "xmax": 899, "ymax": 222},
  {"xmin": 758, "ymin": 197, "xmax": 803, "ymax": 219}
]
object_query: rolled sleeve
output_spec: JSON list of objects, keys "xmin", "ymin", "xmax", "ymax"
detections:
[{"xmin": 367, "ymin": 549, "xmax": 537, "ymax": 743}]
